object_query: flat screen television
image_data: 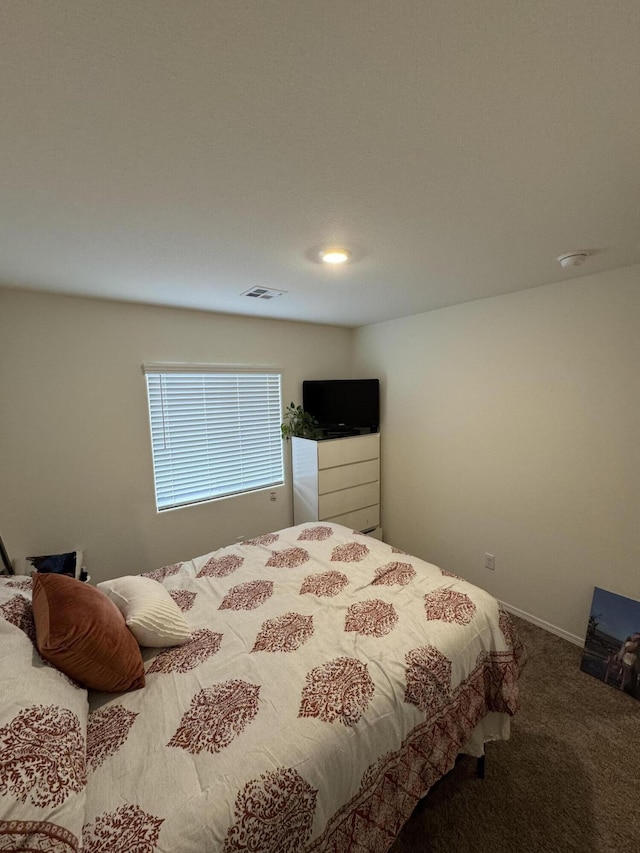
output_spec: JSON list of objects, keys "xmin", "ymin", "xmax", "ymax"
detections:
[{"xmin": 302, "ymin": 379, "xmax": 380, "ymax": 435}]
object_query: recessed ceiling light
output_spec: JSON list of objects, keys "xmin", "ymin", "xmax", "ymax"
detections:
[{"xmin": 319, "ymin": 248, "xmax": 351, "ymax": 265}]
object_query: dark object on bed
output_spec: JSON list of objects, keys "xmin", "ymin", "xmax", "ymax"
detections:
[
  {"xmin": 25, "ymin": 551, "xmax": 79, "ymax": 577},
  {"xmin": 12, "ymin": 549, "xmax": 83, "ymax": 579},
  {"xmin": 0, "ymin": 533, "xmax": 13, "ymax": 575}
]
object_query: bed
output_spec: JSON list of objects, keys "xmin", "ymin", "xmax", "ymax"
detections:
[{"xmin": 0, "ymin": 522, "xmax": 525, "ymax": 852}]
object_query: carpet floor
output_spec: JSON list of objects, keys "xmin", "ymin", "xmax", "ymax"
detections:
[{"xmin": 389, "ymin": 616, "xmax": 640, "ymax": 853}]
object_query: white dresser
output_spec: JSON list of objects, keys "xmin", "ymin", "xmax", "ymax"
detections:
[{"xmin": 291, "ymin": 433, "xmax": 381, "ymax": 537}]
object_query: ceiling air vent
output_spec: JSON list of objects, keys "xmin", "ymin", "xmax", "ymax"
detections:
[{"xmin": 240, "ymin": 287, "xmax": 286, "ymax": 300}]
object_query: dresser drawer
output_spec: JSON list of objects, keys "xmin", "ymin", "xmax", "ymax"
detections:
[
  {"xmin": 292, "ymin": 432, "xmax": 382, "ymax": 534},
  {"xmin": 318, "ymin": 481, "xmax": 379, "ymax": 519},
  {"xmin": 323, "ymin": 505, "xmax": 380, "ymax": 533},
  {"xmin": 318, "ymin": 459, "xmax": 379, "ymax": 494},
  {"xmin": 317, "ymin": 433, "xmax": 380, "ymax": 469}
]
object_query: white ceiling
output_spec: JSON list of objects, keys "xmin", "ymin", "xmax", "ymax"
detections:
[{"xmin": 1, "ymin": 1, "xmax": 639, "ymax": 328}]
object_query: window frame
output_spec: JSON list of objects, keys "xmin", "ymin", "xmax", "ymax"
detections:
[{"xmin": 143, "ymin": 363, "xmax": 284, "ymax": 512}]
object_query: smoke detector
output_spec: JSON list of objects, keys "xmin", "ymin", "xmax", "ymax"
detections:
[{"xmin": 557, "ymin": 251, "xmax": 589, "ymax": 269}]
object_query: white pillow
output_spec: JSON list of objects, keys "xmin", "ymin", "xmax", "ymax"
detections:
[{"xmin": 97, "ymin": 575, "xmax": 191, "ymax": 648}]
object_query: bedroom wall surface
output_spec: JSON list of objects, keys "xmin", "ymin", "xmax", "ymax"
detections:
[
  {"xmin": 0, "ymin": 289, "xmax": 353, "ymax": 583},
  {"xmin": 353, "ymin": 264, "xmax": 640, "ymax": 643}
]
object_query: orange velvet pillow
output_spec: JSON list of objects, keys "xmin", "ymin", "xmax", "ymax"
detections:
[{"xmin": 32, "ymin": 572, "xmax": 145, "ymax": 693}]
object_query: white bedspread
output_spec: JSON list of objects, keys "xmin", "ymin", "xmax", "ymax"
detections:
[{"xmin": 81, "ymin": 523, "xmax": 524, "ymax": 853}]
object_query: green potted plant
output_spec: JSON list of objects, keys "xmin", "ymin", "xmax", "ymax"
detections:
[{"xmin": 281, "ymin": 403, "xmax": 319, "ymax": 439}]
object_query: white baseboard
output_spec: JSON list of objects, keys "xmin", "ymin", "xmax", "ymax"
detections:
[{"xmin": 498, "ymin": 600, "xmax": 584, "ymax": 647}]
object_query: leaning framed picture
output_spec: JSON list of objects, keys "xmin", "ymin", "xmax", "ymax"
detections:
[{"xmin": 580, "ymin": 587, "xmax": 640, "ymax": 701}]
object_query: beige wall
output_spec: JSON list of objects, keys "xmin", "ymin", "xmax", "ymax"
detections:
[
  {"xmin": 353, "ymin": 265, "xmax": 640, "ymax": 643},
  {"xmin": 0, "ymin": 289, "xmax": 353, "ymax": 583},
  {"xmin": 3, "ymin": 268, "xmax": 639, "ymax": 641}
]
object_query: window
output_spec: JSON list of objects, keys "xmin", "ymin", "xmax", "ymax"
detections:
[{"xmin": 143, "ymin": 364, "xmax": 284, "ymax": 511}]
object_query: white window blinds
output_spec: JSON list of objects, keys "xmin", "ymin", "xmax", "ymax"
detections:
[{"xmin": 144, "ymin": 365, "xmax": 284, "ymax": 511}]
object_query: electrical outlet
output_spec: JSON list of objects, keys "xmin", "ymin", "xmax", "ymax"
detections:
[
  {"xmin": 269, "ymin": 491, "xmax": 277, "ymax": 502},
  {"xmin": 484, "ymin": 553, "xmax": 495, "ymax": 571}
]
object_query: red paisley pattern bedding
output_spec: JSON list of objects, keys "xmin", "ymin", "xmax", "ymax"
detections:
[
  {"xmin": 300, "ymin": 570, "xmax": 349, "ymax": 597},
  {"xmin": 0, "ymin": 821, "xmax": 79, "ymax": 853},
  {"xmin": 1, "ymin": 581, "xmax": 89, "ymax": 852},
  {"xmin": 299, "ymin": 657, "xmax": 376, "ymax": 726},
  {"xmin": 168, "ymin": 681, "xmax": 261, "ymax": 755},
  {"xmin": 1, "ymin": 525, "xmax": 523, "ymax": 853},
  {"xmin": 0, "ymin": 706, "xmax": 85, "ymax": 808},
  {"xmin": 223, "ymin": 767, "xmax": 318, "ymax": 853},
  {"xmin": 76, "ymin": 522, "xmax": 524, "ymax": 852},
  {"xmin": 82, "ymin": 804, "xmax": 164, "ymax": 853}
]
